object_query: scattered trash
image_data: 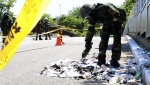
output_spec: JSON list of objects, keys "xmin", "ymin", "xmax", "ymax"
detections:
[
  {"xmin": 40, "ymin": 54, "xmax": 143, "ymax": 84},
  {"xmin": 93, "ymin": 53, "xmax": 98, "ymax": 58},
  {"xmin": 147, "ymin": 52, "xmax": 150, "ymax": 57}
]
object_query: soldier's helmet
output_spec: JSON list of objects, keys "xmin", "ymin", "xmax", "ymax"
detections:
[
  {"xmin": 4, "ymin": 12, "xmax": 9, "ymax": 17},
  {"xmin": 44, "ymin": 18, "xmax": 48, "ymax": 23},
  {"xmin": 80, "ymin": 4, "xmax": 93, "ymax": 18}
]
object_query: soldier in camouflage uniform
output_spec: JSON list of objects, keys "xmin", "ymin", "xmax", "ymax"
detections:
[
  {"xmin": 80, "ymin": 3, "xmax": 126, "ymax": 67},
  {"xmin": 35, "ymin": 20, "xmax": 43, "ymax": 40},
  {"xmin": 43, "ymin": 18, "xmax": 51, "ymax": 40},
  {"xmin": 0, "ymin": 12, "xmax": 12, "ymax": 43}
]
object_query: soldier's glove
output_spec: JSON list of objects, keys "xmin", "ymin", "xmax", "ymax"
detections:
[{"xmin": 85, "ymin": 16, "xmax": 95, "ymax": 24}]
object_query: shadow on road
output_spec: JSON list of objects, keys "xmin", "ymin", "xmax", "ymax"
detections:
[
  {"xmin": 82, "ymin": 80, "xmax": 107, "ymax": 85},
  {"xmin": 16, "ymin": 46, "xmax": 56, "ymax": 53},
  {"xmin": 94, "ymin": 42, "xmax": 131, "ymax": 53}
]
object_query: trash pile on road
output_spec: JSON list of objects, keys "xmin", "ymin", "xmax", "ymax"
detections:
[
  {"xmin": 147, "ymin": 52, "xmax": 150, "ymax": 57},
  {"xmin": 40, "ymin": 54, "xmax": 143, "ymax": 85}
]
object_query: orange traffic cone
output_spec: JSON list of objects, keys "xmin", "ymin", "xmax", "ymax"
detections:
[{"xmin": 55, "ymin": 31, "xmax": 62, "ymax": 46}]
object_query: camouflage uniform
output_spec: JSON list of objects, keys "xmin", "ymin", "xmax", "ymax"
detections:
[
  {"xmin": 35, "ymin": 20, "xmax": 43, "ymax": 40},
  {"xmin": 0, "ymin": 12, "xmax": 12, "ymax": 43},
  {"xmin": 80, "ymin": 3, "xmax": 126, "ymax": 67},
  {"xmin": 43, "ymin": 19, "xmax": 51, "ymax": 40}
]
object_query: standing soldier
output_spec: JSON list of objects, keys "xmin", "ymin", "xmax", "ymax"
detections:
[
  {"xmin": 80, "ymin": 3, "xmax": 126, "ymax": 67},
  {"xmin": 43, "ymin": 18, "xmax": 51, "ymax": 40},
  {"xmin": 35, "ymin": 20, "xmax": 43, "ymax": 40},
  {"xmin": 0, "ymin": 12, "xmax": 12, "ymax": 43}
]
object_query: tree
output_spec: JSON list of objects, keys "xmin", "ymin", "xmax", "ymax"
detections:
[
  {"xmin": 58, "ymin": 7, "xmax": 89, "ymax": 30},
  {"xmin": 119, "ymin": 0, "xmax": 135, "ymax": 19},
  {"xmin": 57, "ymin": 14, "xmax": 66, "ymax": 25},
  {"xmin": 118, "ymin": 0, "xmax": 135, "ymax": 29},
  {"xmin": 0, "ymin": 0, "xmax": 16, "ymax": 21}
]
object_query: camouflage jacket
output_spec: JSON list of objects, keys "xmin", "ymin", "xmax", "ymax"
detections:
[
  {"xmin": 35, "ymin": 21, "xmax": 43, "ymax": 32},
  {"xmin": 0, "ymin": 17, "xmax": 12, "ymax": 32},
  {"xmin": 87, "ymin": 3, "xmax": 120, "ymax": 25}
]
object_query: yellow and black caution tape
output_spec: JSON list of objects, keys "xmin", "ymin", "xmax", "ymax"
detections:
[
  {"xmin": 30, "ymin": 28, "xmax": 60, "ymax": 37},
  {"xmin": 0, "ymin": 0, "xmax": 51, "ymax": 70},
  {"xmin": 30, "ymin": 26, "xmax": 102, "ymax": 37},
  {"xmin": 60, "ymin": 26, "xmax": 102, "ymax": 31},
  {"xmin": 37, "ymin": 28, "xmax": 60, "ymax": 35}
]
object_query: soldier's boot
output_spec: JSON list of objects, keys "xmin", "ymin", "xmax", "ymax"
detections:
[
  {"xmin": 2, "ymin": 38, "xmax": 5, "ymax": 43},
  {"xmin": 45, "ymin": 37, "xmax": 48, "ymax": 40},
  {"xmin": 110, "ymin": 59, "xmax": 120, "ymax": 67},
  {"xmin": 82, "ymin": 42, "xmax": 93, "ymax": 58},
  {"xmin": 39, "ymin": 35, "xmax": 43, "ymax": 40},
  {"xmin": 35, "ymin": 36, "xmax": 38, "ymax": 40},
  {"xmin": 49, "ymin": 37, "xmax": 51, "ymax": 40},
  {"xmin": 97, "ymin": 54, "xmax": 106, "ymax": 66},
  {"xmin": 48, "ymin": 34, "xmax": 51, "ymax": 40},
  {"xmin": 39, "ymin": 38, "xmax": 43, "ymax": 40}
]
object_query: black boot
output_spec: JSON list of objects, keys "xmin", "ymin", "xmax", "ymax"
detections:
[
  {"xmin": 2, "ymin": 38, "xmax": 5, "ymax": 43},
  {"xmin": 110, "ymin": 59, "xmax": 120, "ymax": 67},
  {"xmin": 39, "ymin": 38, "xmax": 43, "ymax": 40},
  {"xmin": 97, "ymin": 54, "xmax": 106, "ymax": 66},
  {"xmin": 82, "ymin": 42, "xmax": 93, "ymax": 58},
  {"xmin": 35, "ymin": 36, "xmax": 38, "ymax": 40},
  {"xmin": 39, "ymin": 35, "xmax": 43, "ymax": 40}
]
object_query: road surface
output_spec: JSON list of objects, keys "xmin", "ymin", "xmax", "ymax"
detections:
[{"xmin": 0, "ymin": 35, "xmax": 132, "ymax": 85}]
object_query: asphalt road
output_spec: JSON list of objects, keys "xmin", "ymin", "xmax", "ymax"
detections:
[{"xmin": 0, "ymin": 35, "xmax": 132, "ymax": 85}]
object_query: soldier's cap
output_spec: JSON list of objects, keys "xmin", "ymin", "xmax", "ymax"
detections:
[{"xmin": 80, "ymin": 4, "xmax": 93, "ymax": 18}]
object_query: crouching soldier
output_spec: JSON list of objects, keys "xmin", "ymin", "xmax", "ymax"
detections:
[{"xmin": 80, "ymin": 3, "xmax": 126, "ymax": 67}]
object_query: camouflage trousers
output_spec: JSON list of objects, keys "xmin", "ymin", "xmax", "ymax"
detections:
[
  {"xmin": 99, "ymin": 21, "xmax": 122, "ymax": 60},
  {"xmin": 2, "ymin": 29, "xmax": 10, "ymax": 43}
]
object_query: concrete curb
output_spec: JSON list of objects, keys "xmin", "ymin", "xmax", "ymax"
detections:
[{"xmin": 125, "ymin": 35, "xmax": 150, "ymax": 85}]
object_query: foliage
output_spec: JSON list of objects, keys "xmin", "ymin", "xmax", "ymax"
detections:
[
  {"xmin": 119, "ymin": 0, "xmax": 135, "ymax": 18},
  {"xmin": 0, "ymin": 0, "xmax": 16, "ymax": 20},
  {"xmin": 57, "ymin": 14, "xmax": 66, "ymax": 25},
  {"xmin": 62, "ymin": 15, "xmax": 89, "ymax": 30},
  {"xmin": 58, "ymin": 7, "xmax": 89, "ymax": 30},
  {"xmin": 57, "ymin": 7, "xmax": 90, "ymax": 36},
  {"xmin": 118, "ymin": 0, "xmax": 135, "ymax": 29}
]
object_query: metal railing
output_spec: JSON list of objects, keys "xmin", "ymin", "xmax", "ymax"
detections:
[{"xmin": 123, "ymin": 0, "xmax": 150, "ymax": 38}]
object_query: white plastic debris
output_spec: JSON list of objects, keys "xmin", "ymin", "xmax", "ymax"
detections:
[
  {"xmin": 93, "ymin": 53, "xmax": 98, "ymax": 57},
  {"xmin": 58, "ymin": 71, "xmax": 67, "ymax": 78},
  {"xmin": 109, "ymin": 76, "xmax": 119, "ymax": 84},
  {"xmin": 147, "ymin": 52, "xmax": 150, "ymax": 57},
  {"xmin": 40, "ymin": 66, "xmax": 58, "ymax": 77},
  {"xmin": 40, "ymin": 57, "xmax": 143, "ymax": 84}
]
